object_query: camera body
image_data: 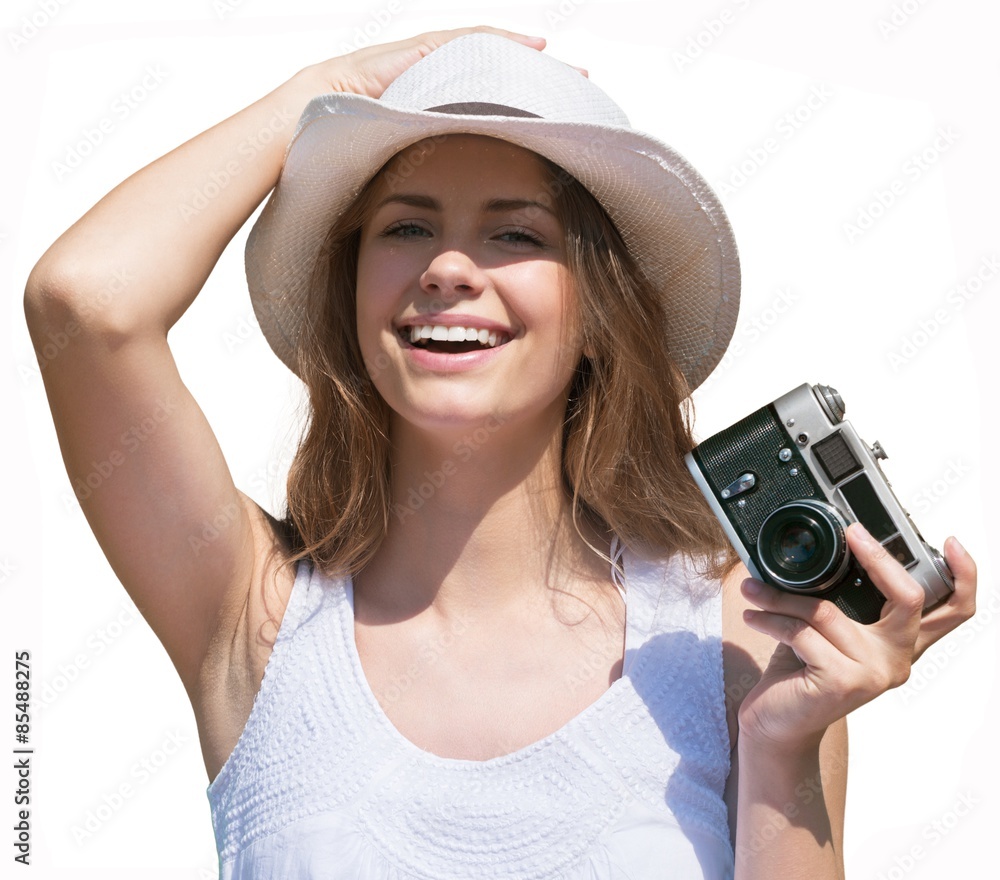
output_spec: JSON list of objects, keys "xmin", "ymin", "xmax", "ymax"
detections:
[{"xmin": 685, "ymin": 383, "xmax": 953, "ymax": 624}]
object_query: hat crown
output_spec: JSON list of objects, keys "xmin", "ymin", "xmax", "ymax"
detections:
[{"xmin": 379, "ymin": 33, "xmax": 630, "ymax": 127}]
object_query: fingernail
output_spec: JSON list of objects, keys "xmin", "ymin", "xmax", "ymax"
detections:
[
  {"xmin": 742, "ymin": 578, "xmax": 763, "ymax": 596},
  {"xmin": 852, "ymin": 522, "xmax": 874, "ymax": 545}
]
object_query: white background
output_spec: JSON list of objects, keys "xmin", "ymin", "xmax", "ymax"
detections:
[{"xmin": 3, "ymin": 0, "xmax": 997, "ymax": 877}]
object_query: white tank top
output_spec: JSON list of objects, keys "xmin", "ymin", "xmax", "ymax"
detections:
[{"xmin": 207, "ymin": 549, "xmax": 735, "ymax": 878}]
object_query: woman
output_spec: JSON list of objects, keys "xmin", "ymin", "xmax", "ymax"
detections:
[{"xmin": 24, "ymin": 26, "xmax": 976, "ymax": 879}]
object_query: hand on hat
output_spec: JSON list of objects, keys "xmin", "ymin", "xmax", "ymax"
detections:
[{"xmin": 312, "ymin": 27, "xmax": 548, "ymax": 101}]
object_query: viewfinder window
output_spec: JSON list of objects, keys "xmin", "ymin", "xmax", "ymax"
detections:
[
  {"xmin": 813, "ymin": 431, "xmax": 862, "ymax": 484},
  {"xmin": 841, "ymin": 473, "xmax": 895, "ymax": 542}
]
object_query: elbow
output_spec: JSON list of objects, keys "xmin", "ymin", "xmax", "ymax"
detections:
[
  {"xmin": 23, "ymin": 255, "xmax": 78, "ymax": 345},
  {"xmin": 24, "ymin": 252, "xmax": 138, "ymax": 342}
]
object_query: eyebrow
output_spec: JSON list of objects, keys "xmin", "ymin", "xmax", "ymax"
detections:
[
  {"xmin": 483, "ymin": 198, "xmax": 557, "ymax": 218},
  {"xmin": 373, "ymin": 194, "xmax": 438, "ymax": 212},
  {"xmin": 373, "ymin": 194, "xmax": 557, "ymax": 218}
]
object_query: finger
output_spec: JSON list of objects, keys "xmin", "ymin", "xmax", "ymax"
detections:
[
  {"xmin": 846, "ymin": 524, "xmax": 924, "ymax": 635},
  {"xmin": 336, "ymin": 28, "xmax": 547, "ymax": 98},
  {"xmin": 912, "ymin": 536, "xmax": 977, "ymax": 658},
  {"xmin": 944, "ymin": 535, "xmax": 978, "ymax": 601},
  {"xmin": 741, "ymin": 578, "xmax": 866, "ymax": 661},
  {"xmin": 741, "ymin": 605, "xmax": 841, "ymax": 672},
  {"xmin": 456, "ymin": 25, "xmax": 546, "ymax": 44},
  {"xmin": 474, "ymin": 27, "xmax": 547, "ymax": 49},
  {"xmin": 415, "ymin": 26, "xmax": 546, "ymax": 52}
]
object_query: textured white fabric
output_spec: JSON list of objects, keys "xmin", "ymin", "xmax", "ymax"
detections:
[{"xmin": 207, "ymin": 551, "xmax": 735, "ymax": 879}]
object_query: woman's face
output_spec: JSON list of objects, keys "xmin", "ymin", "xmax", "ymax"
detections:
[{"xmin": 355, "ymin": 135, "xmax": 583, "ymax": 441}]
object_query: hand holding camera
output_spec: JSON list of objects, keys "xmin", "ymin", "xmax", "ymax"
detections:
[{"xmin": 687, "ymin": 382, "xmax": 977, "ymax": 749}]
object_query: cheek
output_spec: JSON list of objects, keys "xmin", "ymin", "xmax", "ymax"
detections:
[
  {"xmin": 354, "ymin": 283, "xmax": 391, "ymax": 384},
  {"xmin": 353, "ymin": 271, "xmax": 375, "ymax": 351},
  {"xmin": 538, "ymin": 270, "xmax": 584, "ymax": 363},
  {"xmin": 506, "ymin": 266, "xmax": 585, "ymax": 385},
  {"xmin": 354, "ymin": 300, "xmax": 397, "ymax": 398},
  {"xmin": 355, "ymin": 249, "xmax": 396, "ymax": 342},
  {"xmin": 356, "ymin": 237, "xmax": 419, "ymax": 309}
]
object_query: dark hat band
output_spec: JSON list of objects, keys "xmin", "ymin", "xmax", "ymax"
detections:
[{"xmin": 425, "ymin": 102, "xmax": 541, "ymax": 118}]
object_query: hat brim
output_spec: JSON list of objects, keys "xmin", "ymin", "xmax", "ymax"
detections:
[{"xmin": 246, "ymin": 94, "xmax": 739, "ymax": 391}]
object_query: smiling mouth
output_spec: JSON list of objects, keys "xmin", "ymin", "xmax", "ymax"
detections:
[{"xmin": 399, "ymin": 324, "xmax": 511, "ymax": 354}]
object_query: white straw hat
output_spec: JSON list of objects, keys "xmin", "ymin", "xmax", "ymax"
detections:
[{"xmin": 246, "ymin": 33, "xmax": 740, "ymax": 391}]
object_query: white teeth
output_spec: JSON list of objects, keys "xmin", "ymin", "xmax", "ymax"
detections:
[{"xmin": 403, "ymin": 324, "xmax": 507, "ymax": 348}]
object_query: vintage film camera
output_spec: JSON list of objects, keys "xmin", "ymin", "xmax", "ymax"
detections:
[{"xmin": 685, "ymin": 383, "xmax": 953, "ymax": 624}]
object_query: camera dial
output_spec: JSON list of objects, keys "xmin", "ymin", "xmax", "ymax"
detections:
[
  {"xmin": 758, "ymin": 500, "xmax": 851, "ymax": 592},
  {"xmin": 814, "ymin": 384, "xmax": 846, "ymax": 423}
]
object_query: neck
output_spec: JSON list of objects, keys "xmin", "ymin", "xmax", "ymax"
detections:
[{"xmin": 356, "ymin": 409, "xmax": 612, "ymax": 623}]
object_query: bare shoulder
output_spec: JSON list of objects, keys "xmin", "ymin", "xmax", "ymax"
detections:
[{"xmin": 193, "ymin": 494, "xmax": 299, "ymax": 781}]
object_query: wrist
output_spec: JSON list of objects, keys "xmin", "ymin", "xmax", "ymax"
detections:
[
  {"xmin": 286, "ymin": 61, "xmax": 336, "ymax": 98},
  {"xmin": 737, "ymin": 718, "xmax": 826, "ymax": 766}
]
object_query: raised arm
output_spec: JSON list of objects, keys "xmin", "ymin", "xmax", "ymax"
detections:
[{"xmin": 23, "ymin": 27, "xmax": 545, "ymax": 699}]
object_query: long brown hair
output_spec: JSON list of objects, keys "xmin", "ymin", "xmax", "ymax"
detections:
[{"xmin": 278, "ymin": 137, "xmax": 733, "ymax": 578}]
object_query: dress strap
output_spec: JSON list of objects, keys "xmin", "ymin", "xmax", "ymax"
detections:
[{"xmin": 610, "ymin": 536, "xmax": 627, "ymax": 605}]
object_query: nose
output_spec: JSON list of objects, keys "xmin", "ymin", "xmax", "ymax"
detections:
[{"xmin": 419, "ymin": 248, "xmax": 486, "ymax": 302}]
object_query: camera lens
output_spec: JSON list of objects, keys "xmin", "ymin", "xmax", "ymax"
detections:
[
  {"xmin": 778, "ymin": 525, "xmax": 818, "ymax": 566},
  {"xmin": 758, "ymin": 501, "xmax": 850, "ymax": 592}
]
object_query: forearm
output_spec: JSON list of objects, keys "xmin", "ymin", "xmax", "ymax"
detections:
[
  {"xmin": 734, "ymin": 730, "xmax": 846, "ymax": 879},
  {"xmin": 26, "ymin": 63, "xmax": 328, "ymax": 332}
]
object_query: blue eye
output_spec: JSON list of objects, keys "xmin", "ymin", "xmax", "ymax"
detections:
[
  {"xmin": 382, "ymin": 222, "xmax": 430, "ymax": 239},
  {"xmin": 498, "ymin": 227, "xmax": 545, "ymax": 247}
]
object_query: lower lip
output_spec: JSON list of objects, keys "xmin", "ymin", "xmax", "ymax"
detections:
[{"xmin": 398, "ymin": 333, "xmax": 509, "ymax": 372}]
